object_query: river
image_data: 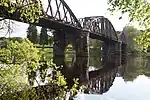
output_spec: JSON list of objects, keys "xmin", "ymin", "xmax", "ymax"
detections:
[{"xmin": 74, "ymin": 55, "xmax": 150, "ymax": 100}]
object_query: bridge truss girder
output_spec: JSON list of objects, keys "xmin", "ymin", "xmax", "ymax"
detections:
[{"xmin": 79, "ymin": 16, "xmax": 119, "ymax": 41}]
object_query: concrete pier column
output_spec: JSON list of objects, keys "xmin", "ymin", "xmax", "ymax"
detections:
[
  {"xmin": 101, "ymin": 41, "xmax": 109, "ymax": 64},
  {"xmin": 114, "ymin": 42, "xmax": 121, "ymax": 66},
  {"xmin": 53, "ymin": 30, "xmax": 65, "ymax": 66},
  {"xmin": 102, "ymin": 41, "xmax": 121, "ymax": 66},
  {"xmin": 73, "ymin": 31, "xmax": 90, "ymax": 83},
  {"xmin": 121, "ymin": 43, "xmax": 127, "ymax": 64}
]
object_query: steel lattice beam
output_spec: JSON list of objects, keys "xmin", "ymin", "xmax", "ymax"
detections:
[{"xmin": 79, "ymin": 16, "xmax": 119, "ymax": 41}]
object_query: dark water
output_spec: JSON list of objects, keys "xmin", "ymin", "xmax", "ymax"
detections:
[{"xmin": 74, "ymin": 55, "xmax": 150, "ymax": 100}]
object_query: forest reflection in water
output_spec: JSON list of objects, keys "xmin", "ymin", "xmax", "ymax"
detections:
[{"xmin": 75, "ymin": 54, "xmax": 150, "ymax": 100}]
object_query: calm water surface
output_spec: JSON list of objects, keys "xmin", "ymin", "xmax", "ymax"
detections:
[{"xmin": 75, "ymin": 55, "xmax": 150, "ymax": 100}]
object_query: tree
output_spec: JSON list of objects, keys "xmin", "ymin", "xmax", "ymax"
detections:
[
  {"xmin": 40, "ymin": 27, "xmax": 48, "ymax": 45},
  {"xmin": 27, "ymin": 24, "xmax": 38, "ymax": 44},
  {"xmin": 108, "ymin": 0, "xmax": 150, "ymax": 50},
  {"xmin": 124, "ymin": 26, "xmax": 142, "ymax": 53},
  {"xmin": 135, "ymin": 29, "xmax": 150, "ymax": 52},
  {"xmin": 108, "ymin": 0, "xmax": 149, "ymax": 28},
  {"xmin": 0, "ymin": 0, "xmax": 43, "ymax": 23},
  {"xmin": 0, "ymin": 39, "xmax": 81, "ymax": 99}
]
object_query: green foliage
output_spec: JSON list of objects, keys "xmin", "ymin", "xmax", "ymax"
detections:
[
  {"xmin": 124, "ymin": 26, "xmax": 142, "ymax": 53},
  {"xmin": 0, "ymin": 39, "xmax": 40, "ymax": 99},
  {"xmin": 135, "ymin": 30, "xmax": 150, "ymax": 52},
  {"xmin": 108, "ymin": 0, "xmax": 150, "ymax": 28},
  {"xmin": 0, "ymin": 38, "xmax": 39, "ymax": 64},
  {"xmin": 0, "ymin": 39, "xmax": 80, "ymax": 99},
  {"xmin": 70, "ymin": 78, "xmax": 79, "ymax": 97},
  {"xmin": 0, "ymin": 37, "xmax": 23, "ymax": 42},
  {"xmin": 0, "ymin": 64, "xmax": 27, "ymax": 96},
  {"xmin": 0, "ymin": 39, "xmax": 40, "ymax": 85},
  {"xmin": 37, "ymin": 45, "xmax": 53, "ymax": 62},
  {"xmin": 108, "ymin": 0, "xmax": 150, "ymax": 50},
  {"xmin": 0, "ymin": 0, "xmax": 43, "ymax": 23}
]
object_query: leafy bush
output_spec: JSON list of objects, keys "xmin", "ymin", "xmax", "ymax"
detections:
[{"xmin": 0, "ymin": 38, "xmax": 80, "ymax": 99}]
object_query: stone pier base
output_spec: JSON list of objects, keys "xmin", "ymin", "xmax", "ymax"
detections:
[{"xmin": 53, "ymin": 30, "xmax": 89, "ymax": 87}]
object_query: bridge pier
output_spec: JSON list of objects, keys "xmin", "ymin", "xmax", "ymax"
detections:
[
  {"xmin": 114, "ymin": 42, "xmax": 122, "ymax": 66},
  {"xmin": 101, "ymin": 41, "xmax": 121, "ymax": 66},
  {"xmin": 101, "ymin": 41, "xmax": 109, "ymax": 64},
  {"xmin": 73, "ymin": 31, "xmax": 89, "ymax": 83},
  {"xmin": 121, "ymin": 43, "xmax": 127, "ymax": 64},
  {"xmin": 53, "ymin": 30, "xmax": 89, "ymax": 86},
  {"xmin": 53, "ymin": 30, "xmax": 65, "ymax": 66}
]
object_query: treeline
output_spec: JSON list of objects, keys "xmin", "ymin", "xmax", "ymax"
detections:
[
  {"xmin": 27, "ymin": 24, "xmax": 53, "ymax": 45},
  {"xmin": 0, "ymin": 24, "xmax": 54, "ymax": 46},
  {"xmin": 121, "ymin": 26, "xmax": 150, "ymax": 55},
  {"xmin": 0, "ymin": 37, "xmax": 23, "ymax": 42}
]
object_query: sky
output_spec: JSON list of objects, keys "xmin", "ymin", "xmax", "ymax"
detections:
[{"xmin": 0, "ymin": 0, "xmax": 130, "ymax": 37}]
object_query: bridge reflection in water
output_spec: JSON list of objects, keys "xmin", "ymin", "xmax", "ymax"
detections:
[
  {"xmin": 88, "ymin": 60, "xmax": 126, "ymax": 94},
  {"xmin": 54, "ymin": 44, "xmax": 127, "ymax": 95},
  {"xmin": 88, "ymin": 62, "xmax": 118, "ymax": 94}
]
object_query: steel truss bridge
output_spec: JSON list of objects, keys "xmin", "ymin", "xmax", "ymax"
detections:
[{"xmin": 0, "ymin": 0, "xmax": 127, "ymax": 96}]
